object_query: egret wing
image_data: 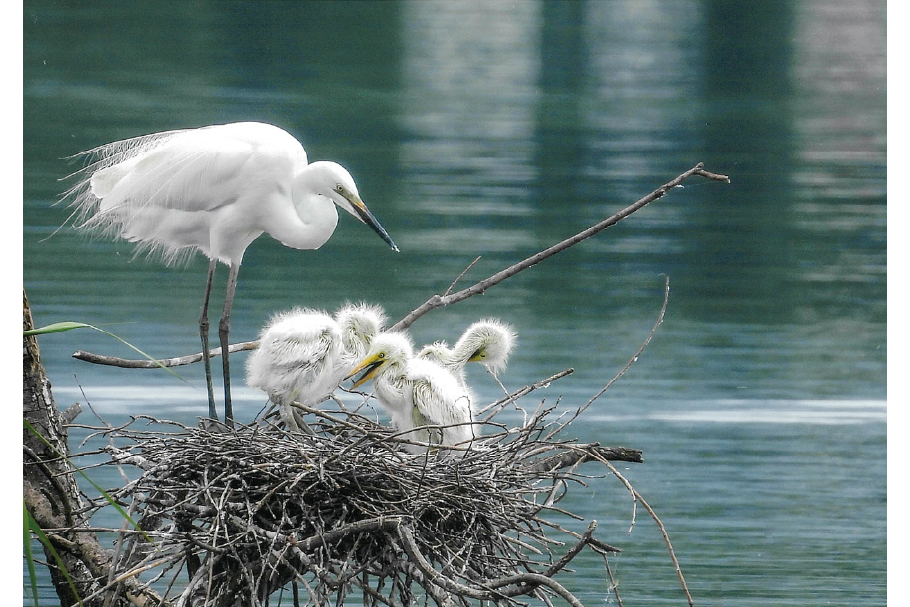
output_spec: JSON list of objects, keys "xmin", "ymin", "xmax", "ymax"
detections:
[
  {"xmin": 91, "ymin": 125, "xmax": 300, "ymax": 214},
  {"xmin": 246, "ymin": 313, "xmax": 342, "ymax": 401}
]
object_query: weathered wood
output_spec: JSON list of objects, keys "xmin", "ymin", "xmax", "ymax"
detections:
[{"xmin": 23, "ymin": 289, "xmax": 165, "ymax": 607}]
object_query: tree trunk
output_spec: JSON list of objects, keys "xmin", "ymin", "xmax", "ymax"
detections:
[{"xmin": 23, "ymin": 289, "xmax": 164, "ymax": 607}]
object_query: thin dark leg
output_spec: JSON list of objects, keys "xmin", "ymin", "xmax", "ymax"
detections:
[
  {"xmin": 200, "ymin": 260, "xmax": 218, "ymax": 420},
  {"xmin": 220, "ymin": 263, "xmax": 240, "ymax": 428}
]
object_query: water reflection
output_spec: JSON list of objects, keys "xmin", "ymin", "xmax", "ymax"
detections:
[
  {"xmin": 790, "ymin": 0, "xmax": 887, "ymax": 295},
  {"xmin": 399, "ymin": 0, "xmax": 542, "ymax": 247}
]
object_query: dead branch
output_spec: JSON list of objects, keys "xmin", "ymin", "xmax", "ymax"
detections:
[
  {"xmin": 478, "ymin": 368, "xmax": 574, "ymax": 417},
  {"xmin": 24, "ymin": 290, "xmax": 168, "ymax": 607},
  {"xmin": 577, "ymin": 275, "xmax": 671, "ymax": 416},
  {"xmin": 529, "ymin": 444, "xmax": 643, "ymax": 473},
  {"xmin": 599, "ymin": 457, "xmax": 694, "ymax": 607},
  {"xmin": 72, "ymin": 341, "xmax": 260, "ymax": 369},
  {"xmin": 390, "ymin": 163, "xmax": 729, "ymax": 331}
]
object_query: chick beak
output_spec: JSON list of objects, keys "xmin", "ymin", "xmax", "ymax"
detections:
[{"xmin": 346, "ymin": 354, "xmax": 385, "ymax": 389}]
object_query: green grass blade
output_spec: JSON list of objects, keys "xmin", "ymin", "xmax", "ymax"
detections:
[
  {"xmin": 23, "ymin": 419, "xmax": 156, "ymax": 546},
  {"xmin": 23, "ymin": 321, "xmax": 93, "ymax": 336},
  {"xmin": 23, "ymin": 502, "xmax": 40, "ymax": 607},
  {"xmin": 26, "ymin": 503, "xmax": 85, "ymax": 607},
  {"xmin": 24, "ymin": 320, "xmax": 187, "ymax": 382}
]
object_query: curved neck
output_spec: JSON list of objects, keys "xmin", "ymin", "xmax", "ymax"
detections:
[
  {"xmin": 450, "ymin": 341, "xmax": 479, "ymax": 367},
  {"xmin": 264, "ymin": 172, "xmax": 339, "ymax": 251}
]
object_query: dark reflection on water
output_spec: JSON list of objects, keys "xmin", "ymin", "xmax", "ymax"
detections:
[{"xmin": 24, "ymin": 0, "xmax": 885, "ymax": 605}]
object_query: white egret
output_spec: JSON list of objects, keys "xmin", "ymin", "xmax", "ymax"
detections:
[
  {"xmin": 418, "ymin": 318, "xmax": 516, "ymax": 385},
  {"xmin": 61, "ymin": 122, "xmax": 399, "ymax": 427},
  {"xmin": 246, "ymin": 302, "xmax": 386, "ymax": 432},
  {"xmin": 346, "ymin": 332, "xmax": 475, "ymax": 453}
]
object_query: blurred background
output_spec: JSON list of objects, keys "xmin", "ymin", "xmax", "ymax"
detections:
[{"xmin": 23, "ymin": 1, "xmax": 885, "ymax": 605}]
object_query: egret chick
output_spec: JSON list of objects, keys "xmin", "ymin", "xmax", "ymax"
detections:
[
  {"xmin": 246, "ymin": 303, "xmax": 386, "ymax": 432},
  {"xmin": 334, "ymin": 302, "xmax": 388, "ymax": 370},
  {"xmin": 418, "ymin": 318, "xmax": 516, "ymax": 385},
  {"xmin": 347, "ymin": 332, "xmax": 475, "ymax": 453},
  {"xmin": 62, "ymin": 121, "xmax": 398, "ymax": 427}
]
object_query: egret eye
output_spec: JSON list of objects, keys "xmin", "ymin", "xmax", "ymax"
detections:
[
  {"xmin": 378, "ymin": 352, "xmax": 385, "ymax": 359},
  {"xmin": 336, "ymin": 183, "xmax": 345, "ymax": 194}
]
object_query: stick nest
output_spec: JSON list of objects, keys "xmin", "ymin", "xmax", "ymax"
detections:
[{"xmin": 89, "ymin": 393, "xmax": 642, "ymax": 607}]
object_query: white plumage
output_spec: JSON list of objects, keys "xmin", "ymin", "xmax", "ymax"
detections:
[
  {"xmin": 347, "ymin": 332, "xmax": 475, "ymax": 453},
  {"xmin": 418, "ymin": 318, "xmax": 516, "ymax": 386},
  {"xmin": 62, "ymin": 122, "xmax": 398, "ymax": 425},
  {"xmin": 246, "ymin": 303, "xmax": 387, "ymax": 432}
]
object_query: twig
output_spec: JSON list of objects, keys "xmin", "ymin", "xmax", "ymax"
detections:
[
  {"xmin": 478, "ymin": 369, "xmax": 574, "ymax": 418},
  {"xmin": 444, "ymin": 256, "xmax": 482, "ymax": 297},
  {"xmin": 600, "ymin": 458, "xmax": 694, "ymax": 607},
  {"xmin": 542, "ymin": 521, "xmax": 599, "ymax": 576},
  {"xmin": 577, "ymin": 274, "xmax": 671, "ymax": 416}
]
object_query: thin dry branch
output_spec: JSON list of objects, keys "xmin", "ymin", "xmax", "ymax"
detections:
[
  {"xmin": 72, "ymin": 341, "xmax": 260, "ymax": 369},
  {"xmin": 599, "ymin": 457, "xmax": 694, "ymax": 607},
  {"xmin": 576, "ymin": 274, "xmax": 671, "ymax": 418},
  {"xmin": 389, "ymin": 163, "xmax": 729, "ymax": 331},
  {"xmin": 478, "ymin": 368, "xmax": 574, "ymax": 417}
]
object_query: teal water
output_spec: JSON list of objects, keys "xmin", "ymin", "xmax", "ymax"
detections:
[{"xmin": 24, "ymin": 1, "xmax": 886, "ymax": 605}]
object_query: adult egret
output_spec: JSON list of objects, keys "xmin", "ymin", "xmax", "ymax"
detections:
[
  {"xmin": 245, "ymin": 302, "xmax": 387, "ymax": 433},
  {"xmin": 61, "ymin": 122, "xmax": 398, "ymax": 427},
  {"xmin": 418, "ymin": 318, "xmax": 516, "ymax": 385},
  {"xmin": 346, "ymin": 332, "xmax": 475, "ymax": 453}
]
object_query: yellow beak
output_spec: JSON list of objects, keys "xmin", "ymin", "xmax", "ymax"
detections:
[{"xmin": 345, "ymin": 353, "xmax": 385, "ymax": 389}]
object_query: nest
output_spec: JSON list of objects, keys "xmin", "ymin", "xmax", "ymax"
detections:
[{"xmin": 85, "ymin": 383, "xmax": 643, "ymax": 607}]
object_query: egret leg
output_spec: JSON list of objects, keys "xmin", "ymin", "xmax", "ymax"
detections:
[
  {"xmin": 279, "ymin": 390, "xmax": 315, "ymax": 435},
  {"xmin": 199, "ymin": 260, "xmax": 218, "ymax": 420},
  {"xmin": 219, "ymin": 263, "xmax": 240, "ymax": 428},
  {"xmin": 279, "ymin": 400, "xmax": 301, "ymax": 432}
]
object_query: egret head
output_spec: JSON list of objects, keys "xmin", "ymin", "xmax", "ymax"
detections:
[
  {"xmin": 417, "ymin": 340, "xmax": 452, "ymax": 365},
  {"xmin": 334, "ymin": 302, "xmax": 387, "ymax": 355},
  {"xmin": 460, "ymin": 319, "xmax": 516, "ymax": 374},
  {"xmin": 308, "ymin": 161, "xmax": 399, "ymax": 252},
  {"xmin": 346, "ymin": 331, "xmax": 414, "ymax": 389}
]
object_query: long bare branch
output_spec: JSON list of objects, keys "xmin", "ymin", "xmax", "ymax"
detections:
[
  {"xmin": 389, "ymin": 163, "xmax": 729, "ymax": 331},
  {"xmin": 72, "ymin": 341, "xmax": 260, "ymax": 368},
  {"xmin": 599, "ymin": 457, "xmax": 694, "ymax": 607}
]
